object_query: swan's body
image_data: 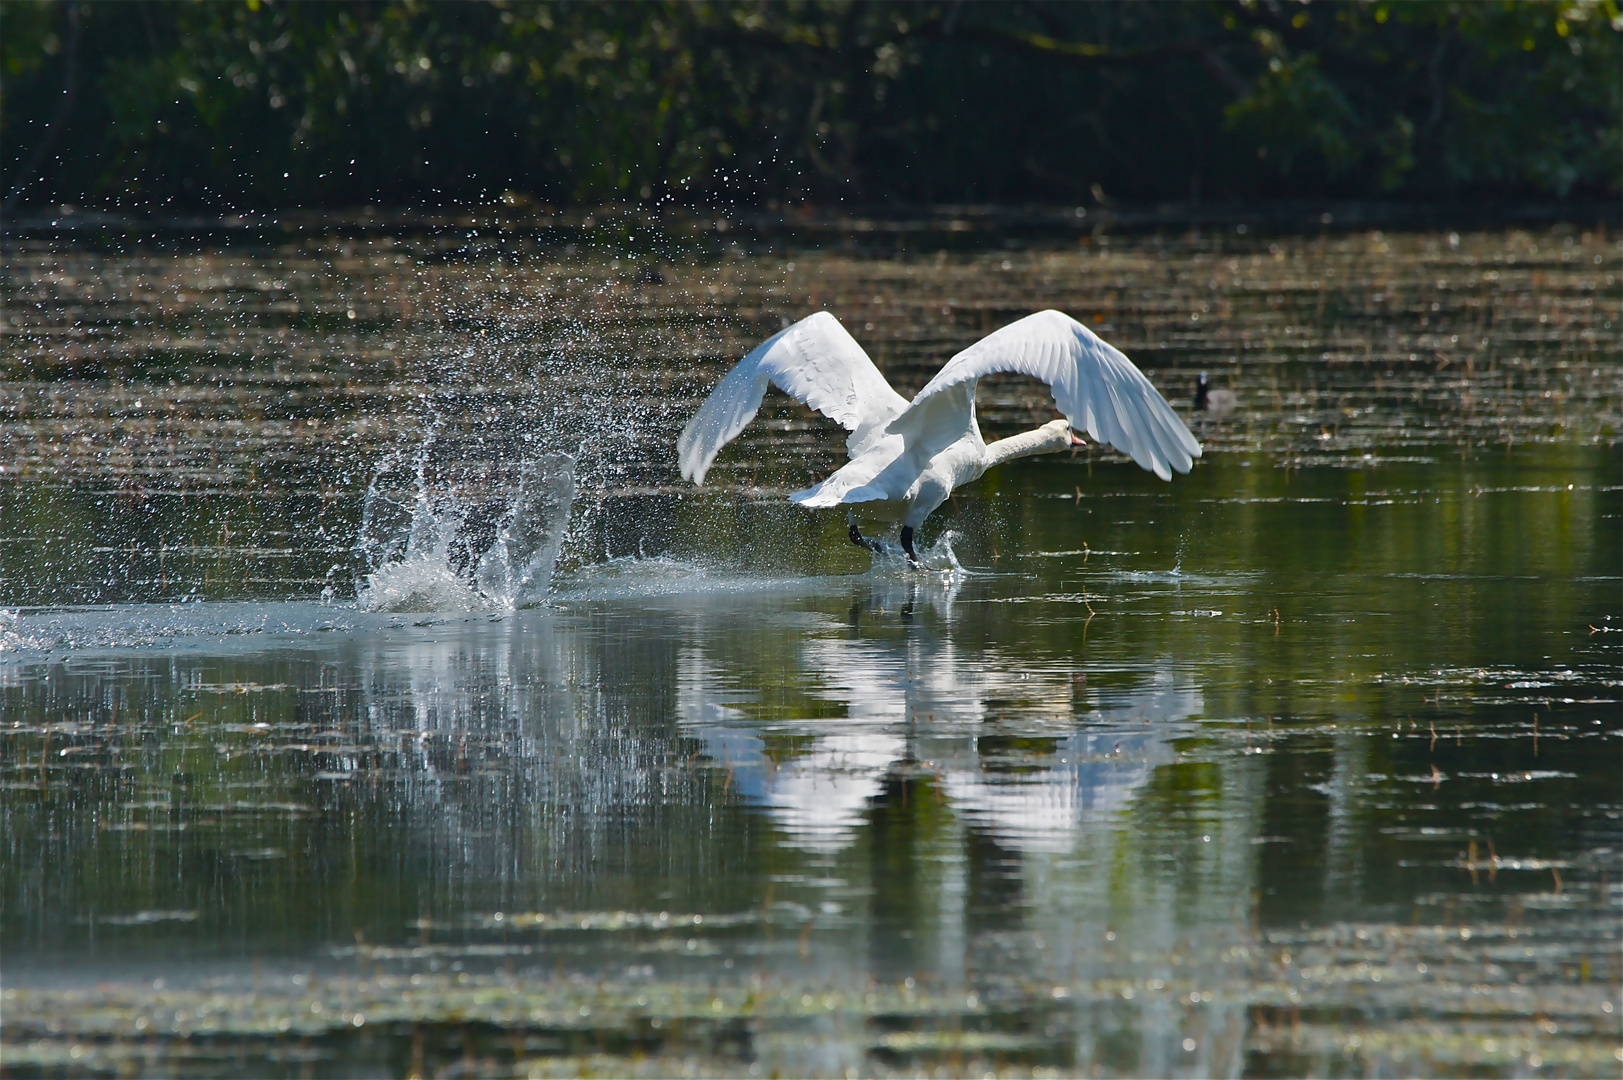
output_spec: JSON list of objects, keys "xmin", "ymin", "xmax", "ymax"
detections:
[{"xmin": 678, "ymin": 310, "xmax": 1200, "ymax": 560}]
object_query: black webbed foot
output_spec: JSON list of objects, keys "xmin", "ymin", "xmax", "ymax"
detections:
[{"xmin": 849, "ymin": 522, "xmax": 883, "ymax": 554}]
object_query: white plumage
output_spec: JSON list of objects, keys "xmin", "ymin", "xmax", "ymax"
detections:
[{"xmin": 677, "ymin": 309, "xmax": 1200, "ymax": 560}]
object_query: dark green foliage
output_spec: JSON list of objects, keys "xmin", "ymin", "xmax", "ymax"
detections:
[{"xmin": 2, "ymin": 0, "xmax": 1618, "ymax": 212}]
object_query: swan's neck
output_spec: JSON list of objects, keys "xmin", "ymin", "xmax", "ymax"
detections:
[{"xmin": 984, "ymin": 420, "xmax": 1073, "ymax": 468}]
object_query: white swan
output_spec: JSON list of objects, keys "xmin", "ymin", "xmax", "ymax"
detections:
[{"xmin": 678, "ymin": 310, "xmax": 1200, "ymax": 561}]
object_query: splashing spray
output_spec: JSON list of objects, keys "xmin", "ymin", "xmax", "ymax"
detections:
[{"xmin": 354, "ymin": 414, "xmax": 577, "ymax": 611}]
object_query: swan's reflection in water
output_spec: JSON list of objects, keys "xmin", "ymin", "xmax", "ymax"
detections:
[
  {"xmin": 345, "ymin": 574, "xmax": 1197, "ymax": 865},
  {"xmin": 679, "ymin": 578, "xmax": 1197, "ymax": 854},
  {"xmin": 656, "ymin": 578, "xmax": 1248, "ymax": 1075}
]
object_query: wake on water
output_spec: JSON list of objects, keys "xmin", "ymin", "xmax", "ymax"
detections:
[
  {"xmin": 544, "ymin": 531, "xmax": 965, "ymax": 603},
  {"xmin": 353, "ymin": 459, "xmax": 965, "ymax": 612},
  {"xmin": 353, "ymin": 417, "xmax": 966, "ymax": 613},
  {"xmin": 357, "ymin": 488, "xmax": 966, "ymax": 612}
]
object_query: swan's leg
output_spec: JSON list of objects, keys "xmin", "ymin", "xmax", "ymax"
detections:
[
  {"xmin": 848, "ymin": 514, "xmax": 882, "ymax": 554},
  {"xmin": 900, "ymin": 527, "xmax": 919, "ymax": 565}
]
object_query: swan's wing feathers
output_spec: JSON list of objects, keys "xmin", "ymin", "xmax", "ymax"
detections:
[
  {"xmin": 677, "ymin": 312, "xmax": 907, "ymax": 486},
  {"xmin": 911, "ymin": 310, "xmax": 1200, "ymax": 480},
  {"xmin": 789, "ymin": 447, "xmax": 897, "ymax": 509},
  {"xmin": 764, "ymin": 313, "xmax": 908, "ymax": 435}
]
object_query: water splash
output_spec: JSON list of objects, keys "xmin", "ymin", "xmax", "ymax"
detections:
[
  {"xmin": 355, "ymin": 442, "xmax": 577, "ymax": 612},
  {"xmin": 473, "ymin": 456, "xmax": 577, "ymax": 604},
  {"xmin": 860, "ymin": 529, "xmax": 967, "ymax": 576},
  {"xmin": 0, "ymin": 609, "xmax": 36, "ymax": 652}
]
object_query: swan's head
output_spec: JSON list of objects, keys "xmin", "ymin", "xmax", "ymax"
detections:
[{"xmin": 1040, "ymin": 418, "xmax": 1085, "ymax": 449}]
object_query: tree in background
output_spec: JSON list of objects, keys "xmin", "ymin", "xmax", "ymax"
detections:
[{"xmin": 3, "ymin": 0, "xmax": 1618, "ymax": 214}]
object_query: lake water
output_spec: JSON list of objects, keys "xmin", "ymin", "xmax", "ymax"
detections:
[{"xmin": 2, "ymin": 223, "xmax": 1619, "ymax": 1077}]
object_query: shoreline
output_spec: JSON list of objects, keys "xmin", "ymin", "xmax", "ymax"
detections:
[{"xmin": 3, "ymin": 200, "xmax": 1617, "ymax": 253}]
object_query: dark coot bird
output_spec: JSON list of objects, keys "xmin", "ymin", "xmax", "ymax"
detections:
[{"xmin": 1194, "ymin": 373, "xmax": 1238, "ymax": 421}]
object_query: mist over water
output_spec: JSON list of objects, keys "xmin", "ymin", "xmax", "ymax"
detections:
[{"xmin": 1, "ymin": 225, "xmax": 1618, "ymax": 1077}]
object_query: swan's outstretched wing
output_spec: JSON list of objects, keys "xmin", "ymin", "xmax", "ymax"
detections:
[
  {"xmin": 678, "ymin": 311, "xmax": 909, "ymax": 486},
  {"xmin": 911, "ymin": 310, "xmax": 1201, "ymax": 480}
]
